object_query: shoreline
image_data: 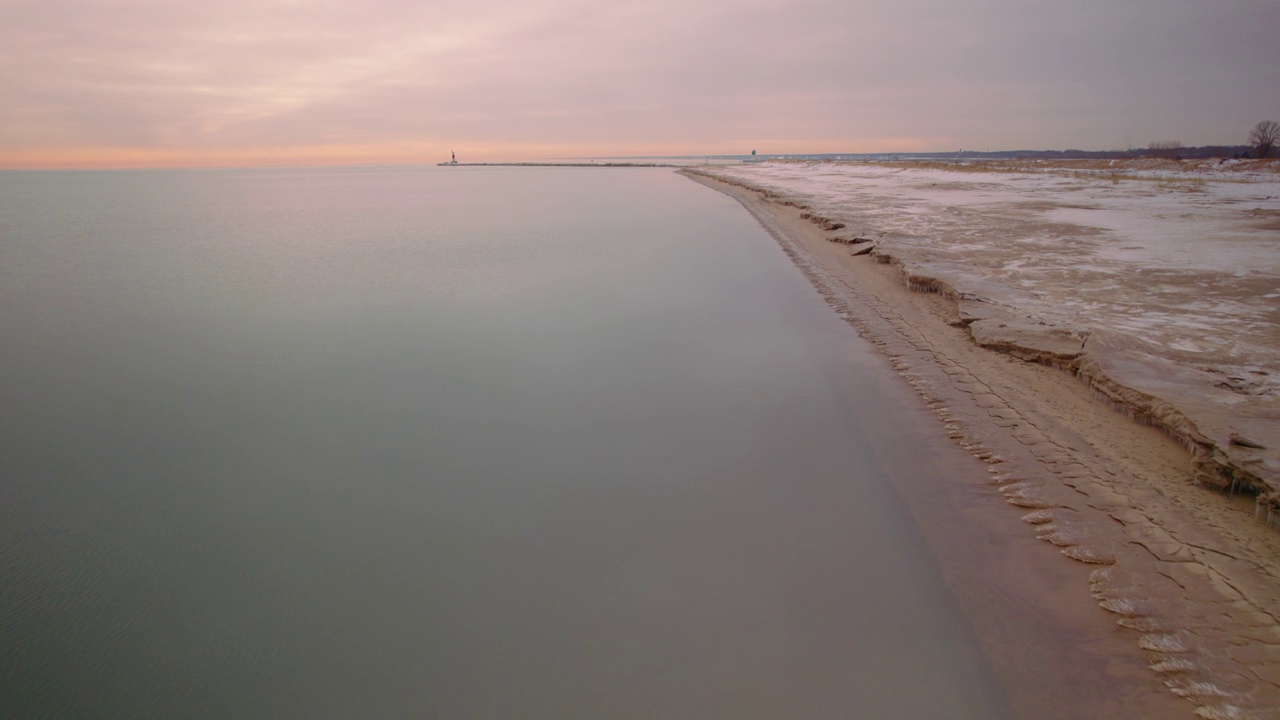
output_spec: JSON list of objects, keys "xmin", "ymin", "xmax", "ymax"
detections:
[
  {"xmin": 684, "ymin": 164, "xmax": 1280, "ymax": 516},
  {"xmin": 680, "ymin": 168, "xmax": 1280, "ymax": 718}
]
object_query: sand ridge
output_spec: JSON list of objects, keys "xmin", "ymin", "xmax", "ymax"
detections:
[{"xmin": 681, "ymin": 167, "xmax": 1280, "ymax": 719}]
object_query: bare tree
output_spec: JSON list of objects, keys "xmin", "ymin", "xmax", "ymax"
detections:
[{"xmin": 1249, "ymin": 120, "xmax": 1279, "ymax": 158}]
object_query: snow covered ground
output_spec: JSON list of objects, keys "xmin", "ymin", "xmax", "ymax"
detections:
[
  {"xmin": 700, "ymin": 159, "xmax": 1280, "ymax": 497},
  {"xmin": 710, "ymin": 160, "xmax": 1280, "ymax": 397}
]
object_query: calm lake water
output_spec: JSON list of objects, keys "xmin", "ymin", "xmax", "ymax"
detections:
[{"xmin": 1, "ymin": 166, "xmax": 1008, "ymax": 718}]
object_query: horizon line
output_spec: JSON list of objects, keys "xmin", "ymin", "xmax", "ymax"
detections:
[{"xmin": 1, "ymin": 144, "xmax": 1262, "ymax": 173}]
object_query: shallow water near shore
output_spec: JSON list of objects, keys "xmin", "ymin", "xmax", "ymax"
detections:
[{"xmin": 1, "ymin": 166, "xmax": 1009, "ymax": 718}]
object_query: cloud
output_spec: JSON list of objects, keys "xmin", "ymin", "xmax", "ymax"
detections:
[{"xmin": 1, "ymin": 0, "xmax": 1278, "ymax": 166}]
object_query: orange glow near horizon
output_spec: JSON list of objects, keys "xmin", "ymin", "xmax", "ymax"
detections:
[
  {"xmin": 0, "ymin": 137, "xmax": 942, "ymax": 171},
  {"xmin": 2, "ymin": 0, "xmax": 1271, "ymax": 171}
]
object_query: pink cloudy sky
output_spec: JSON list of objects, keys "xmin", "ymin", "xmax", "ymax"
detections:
[{"xmin": 2, "ymin": 0, "xmax": 1277, "ymax": 168}]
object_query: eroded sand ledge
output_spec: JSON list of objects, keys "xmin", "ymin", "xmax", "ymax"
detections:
[{"xmin": 681, "ymin": 167, "xmax": 1280, "ymax": 719}]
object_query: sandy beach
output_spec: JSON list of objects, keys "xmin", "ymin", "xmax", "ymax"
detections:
[{"xmin": 682, "ymin": 162, "xmax": 1280, "ymax": 719}]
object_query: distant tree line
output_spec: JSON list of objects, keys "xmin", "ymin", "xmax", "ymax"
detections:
[
  {"xmin": 810, "ymin": 146, "xmax": 1254, "ymax": 162},
  {"xmin": 715, "ymin": 123, "xmax": 1279, "ymax": 163},
  {"xmin": 1134, "ymin": 121, "xmax": 1280, "ymax": 159}
]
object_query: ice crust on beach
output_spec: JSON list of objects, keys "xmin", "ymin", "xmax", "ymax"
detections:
[
  {"xmin": 704, "ymin": 160, "xmax": 1280, "ymax": 505},
  {"xmin": 685, "ymin": 160, "xmax": 1280, "ymax": 719}
]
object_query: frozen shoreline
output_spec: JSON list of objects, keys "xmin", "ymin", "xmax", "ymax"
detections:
[
  {"xmin": 681, "ymin": 163, "xmax": 1280, "ymax": 718},
  {"xmin": 689, "ymin": 159, "xmax": 1280, "ymax": 518}
]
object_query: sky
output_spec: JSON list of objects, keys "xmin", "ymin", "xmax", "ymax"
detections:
[{"xmin": 2, "ymin": 0, "xmax": 1278, "ymax": 168}]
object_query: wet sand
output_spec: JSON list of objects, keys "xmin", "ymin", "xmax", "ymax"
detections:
[{"xmin": 682, "ymin": 169, "xmax": 1280, "ymax": 720}]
